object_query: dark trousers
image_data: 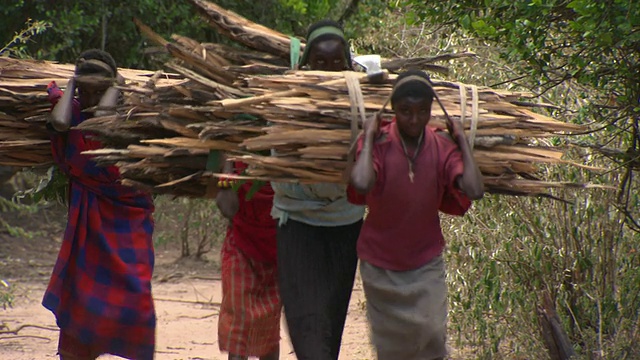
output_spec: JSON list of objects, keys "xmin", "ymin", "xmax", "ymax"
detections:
[{"xmin": 277, "ymin": 219, "xmax": 361, "ymax": 360}]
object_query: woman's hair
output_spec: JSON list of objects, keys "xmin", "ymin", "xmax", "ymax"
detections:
[
  {"xmin": 299, "ymin": 19, "xmax": 351, "ymax": 67},
  {"xmin": 74, "ymin": 49, "xmax": 117, "ymax": 77},
  {"xmin": 391, "ymin": 69, "xmax": 436, "ymax": 107}
]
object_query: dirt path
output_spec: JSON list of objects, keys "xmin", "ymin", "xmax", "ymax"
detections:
[
  {"xmin": 0, "ymin": 205, "xmax": 374, "ymax": 359},
  {"xmin": 0, "ymin": 278, "xmax": 373, "ymax": 360}
]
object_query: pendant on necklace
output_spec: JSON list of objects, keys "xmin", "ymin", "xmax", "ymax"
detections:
[{"xmin": 408, "ymin": 163, "xmax": 415, "ymax": 183}]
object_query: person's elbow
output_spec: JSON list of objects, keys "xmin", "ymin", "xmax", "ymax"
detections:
[
  {"xmin": 49, "ymin": 116, "xmax": 70, "ymax": 132},
  {"xmin": 215, "ymin": 190, "xmax": 239, "ymax": 219},
  {"xmin": 466, "ymin": 186, "xmax": 484, "ymax": 200},
  {"xmin": 350, "ymin": 171, "xmax": 375, "ymax": 195},
  {"xmin": 463, "ymin": 180, "xmax": 485, "ymax": 200}
]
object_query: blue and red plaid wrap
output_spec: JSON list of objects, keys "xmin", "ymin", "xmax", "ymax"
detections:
[{"xmin": 42, "ymin": 82, "xmax": 156, "ymax": 359}]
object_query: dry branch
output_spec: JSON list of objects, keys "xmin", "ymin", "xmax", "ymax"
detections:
[
  {"xmin": 0, "ymin": 323, "xmax": 59, "ymax": 335},
  {"xmin": 188, "ymin": 0, "xmax": 295, "ymax": 58},
  {"xmin": 186, "ymin": 0, "xmax": 468, "ymax": 74}
]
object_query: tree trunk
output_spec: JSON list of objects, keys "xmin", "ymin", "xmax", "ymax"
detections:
[
  {"xmin": 180, "ymin": 203, "xmax": 193, "ymax": 257},
  {"xmin": 537, "ymin": 291, "xmax": 577, "ymax": 360},
  {"xmin": 338, "ymin": 0, "xmax": 361, "ymax": 25},
  {"xmin": 195, "ymin": 233, "xmax": 210, "ymax": 259}
]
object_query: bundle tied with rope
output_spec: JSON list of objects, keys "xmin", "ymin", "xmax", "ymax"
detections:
[
  {"xmin": 5, "ymin": 0, "xmax": 566, "ymax": 197},
  {"xmin": 0, "ymin": 61, "xmax": 605, "ymax": 197},
  {"xmin": 190, "ymin": 69, "xmax": 605, "ymax": 197},
  {"xmin": 342, "ymin": 71, "xmax": 479, "ymax": 185},
  {"xmin": 0, "ymin": 3, "xmax": 492, "ymax": 197},
  {"xmin": 0, "ymin": 57, "xmax": 200, "ymax": 192}
]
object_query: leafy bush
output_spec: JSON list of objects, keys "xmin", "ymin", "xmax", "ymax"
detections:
[
  {"xmin": 153, "ymin": 196, "xmax": 227, "ymax": 260},
  {"xmin": 353, "ymin": 6, "xmax": 640, "ymax": 358},
  {"xmin": 0, "ymin": 279, "xmax": 14, "ymax": 309},
  {"xmin": 0, "ymin": 18, "xmax": 50, "ymax": 58}
]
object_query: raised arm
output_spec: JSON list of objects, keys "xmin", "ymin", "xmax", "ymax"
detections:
[
  {"xmin": 350, "ymin": 115, "xmax": 379, "ymax": 194},
  {"xmin": 95, "ymin": 73, "xmax": 124, "ymax": 117},
  {"xmin": 449, "ymin": 118, "xmax": 484, "ymax": 200},
  {"xmin": 49, "ymin": 78, "xmax": 76, "ymax": 132}
]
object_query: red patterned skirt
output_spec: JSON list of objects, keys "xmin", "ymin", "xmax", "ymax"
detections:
[{"xmin": 218, "ymin": 231, "xmax": 281, "ymax": 356}]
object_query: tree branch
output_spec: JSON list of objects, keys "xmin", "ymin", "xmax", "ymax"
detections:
[
  {"xmin": 490, "ymin": 74, "xmax": 528, "ymax": 88},
  {"xmin": 338, "ymin": 0, "xmax": 361, "ymax": 25}
]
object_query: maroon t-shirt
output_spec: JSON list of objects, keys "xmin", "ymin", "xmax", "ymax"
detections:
[{"xmin": 349, "ymin": 121, "xmax": 471, "ymax": 271}]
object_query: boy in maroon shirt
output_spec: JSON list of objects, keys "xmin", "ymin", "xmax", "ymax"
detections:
[{"xmin": 349, "ymin": 69, "xmax": 484, "ymax": 360}]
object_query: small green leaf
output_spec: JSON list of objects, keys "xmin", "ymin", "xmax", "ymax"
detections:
[
  {"xmin": 460, "ymin": 14, "xmax": 471, "ymax": 29},
  {"xmin": 471, "ymin": 19, "xmax": 487, "ymax": 31},
  {"xmin": 244, "ymin": 180, "xmax": 266, "ymax": 201}
]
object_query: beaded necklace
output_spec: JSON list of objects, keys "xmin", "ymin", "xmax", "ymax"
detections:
[{"xmin": 398, "ymin": 129, "xmax": 424, "ymax": 183}]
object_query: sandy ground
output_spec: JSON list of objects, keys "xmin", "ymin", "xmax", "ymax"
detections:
[
  {"xmin": 0, "ymin": 278, "xmax": 373, "ymax": 360},
  {"xmin": 0, "ymin": 208, "xmax": 374, "ymax": 360},
  {"xmin": 0, "ymin": 204, "xmax": 474, "ymax": 360}
]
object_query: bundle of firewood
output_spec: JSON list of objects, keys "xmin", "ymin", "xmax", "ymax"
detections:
[
  {"xmin": 0, "ymin": 57, "xmax": 195, "ymax": 166},
  {"xmin": 0, "ymin": 0, "xmax": 602, "ymax": 198},
  {"xmin": 76, "ymin": 69, "xmax": 596, "ymax": 196}
]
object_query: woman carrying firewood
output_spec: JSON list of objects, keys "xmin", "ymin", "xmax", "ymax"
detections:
[
  {"xmin": 271, "ymin": 20, "xmax": 365, "ymax": 360},
  {"xmin": 42, "ymin": 49, "xmax": 156, "ymax": 360},
  {"xmin": 348, "ymin": 69, "xmax": 484, "ymax": 360},
  {"xmin": 215, "ymin": 158, "xmax": 281, "ymax": 360}
]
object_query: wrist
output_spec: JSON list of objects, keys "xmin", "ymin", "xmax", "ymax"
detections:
[
  {"xmin": 362, "ymin": 136, "xmax": 375, "ymax": 152},
  {"xmin": 364, "ymin": 128, "xmax": 377, "ymax": 141},
  {"xmin": 217, "ymin": 178, "xmax": 236, "ymax": 189}
]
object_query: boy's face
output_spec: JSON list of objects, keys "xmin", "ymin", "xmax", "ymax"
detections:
[
  {"xmin": 307, "ymin": 39, "xmax": 347, "ymax": 71},
  {"xmin": 393, "ymin": 97, "xmax": 433, "ymax": 139},
  {"xmin": 76, "ymin": 78, "xmax": 111, "ymax": 111}
]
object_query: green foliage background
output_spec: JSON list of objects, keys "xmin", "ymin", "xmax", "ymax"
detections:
[{"xmin": 0, "ymin": 0, "xmax": 388, "ymax": 68}]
